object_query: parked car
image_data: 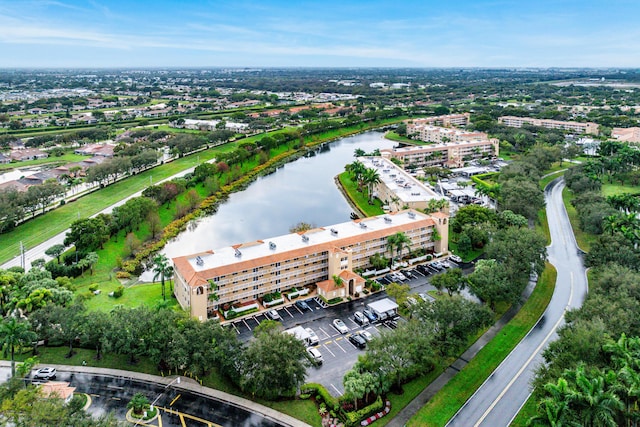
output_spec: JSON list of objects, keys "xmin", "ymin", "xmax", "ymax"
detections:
[
  {"xmin": 266, "ymin": 309, "xmax": 282, "ymax": 321},
  {"xmin": 450, "ymin": 254, "xmax": 462, "ymax": 263},
  {"xmin": 306, "ymin": 347, "xmax": 323, "ymax": 365},
  {"xmin": 354, "ymin": 311, "xmax": 369, "ymax": 326},
  {"xmin": 358, "ymin": 330, "xmax": 374, "ymax": 342},
  {"xmin": 405, "ymin": 297, "xmax": 417, "ymax": 307},
  {"xmin": 363, "ymin": 308, "xmax": 378, "ymax": 323},
  {"xmin": 33, "ymin": 367, "xmax": 56, "ymax": 380},
  {"xmin": 384, "ymin": 319, "xmax": 398, "ymax": 329},
  {"xmin": 348, "ymin": 333, "xmax": 367, "ymax": 349},
  {"xmin": 295, "ymin": 300, "xmax": 311, "ymax": 311},
  {"xmin": 418, "ymin": 292, "xmax": 430, "ymax": 302},
  {"xmin": 305, "ymin": 327, "xmax": 319, "ymax": 346},
  {"xmin": 333, "ymin": 319, "xmax": 349, "ymax": 334}
]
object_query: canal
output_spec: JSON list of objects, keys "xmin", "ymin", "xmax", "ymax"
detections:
[{"xmin": 152, "ymin": 130, "xmax": 395, "ymax": 265}]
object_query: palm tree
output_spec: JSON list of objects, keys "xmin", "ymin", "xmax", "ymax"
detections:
[
  {"xmin": 346, "ymin": 161, "xmax": 367, "ymax": 192},
  {"xmin": 0, "ymin": 317, "xmax": 37, "ymax": 377},
  {"xmin": 362, "ymin": 168, "xmax": 381, "ymax": 203},
  {"xmin": 389, "ymin": 232, "xmax": 412, "ymax": 265},
  {"xmin": 566, "ymin": 365, "xmax": 624, "ymax": 427},
  {"xmin": 152, "ymin": 253, "xmax": 172, "ymax": 301}
]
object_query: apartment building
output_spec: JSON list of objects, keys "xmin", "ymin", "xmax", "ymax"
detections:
[
  {"xmin": 612, "ymin": 127, "xmax": 640, "ymax": 143},
  {"xmin": 381, "ymin": 138, "xmax": 499, "ymax": 169},
  {"xmin": 498, "ymin": 116, "xmax": 599, "ymax": 135},
  {"xmin": 358, "ymin": 157, "xmax": 447, "ymax": 212},
  {"xmin": 408, "ymin": 113, "xmax": 470, "ymax": 128},
  {"xmin": 172, "ymin": 209, "xmax": 449, "ymax": 320}
]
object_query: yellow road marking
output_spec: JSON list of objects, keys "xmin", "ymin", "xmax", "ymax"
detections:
[
  {"xmin": 170, "ymin": 394, "xmax": 181, "ymax": 406},
  {"xmin": 158, "ymin": 406, "xmax": 222, "ymax": 427},
  {"xmin": 180, "ymin": 413, "xmax": 186, "ymax": 427}
]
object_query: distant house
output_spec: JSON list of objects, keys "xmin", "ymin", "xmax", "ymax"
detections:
[
  {"xmin": 10, "ymin": 148, "xmax": 48, "ymax": 161},
  {"xmin": 74, "ymin": 143, "xmax": 115, "ymax": 158},
  {"xmin": 0, "ymin": 153, "xmax": 10, "ymax": 164}
]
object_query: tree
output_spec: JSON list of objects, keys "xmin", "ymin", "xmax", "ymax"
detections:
[
  {"xmin": 0, "ymin": 317, "xmax": 36, "ymax": 377},
  {"xmin": 362, "ymin": 168, "xmax": 381, "ymax": 203},
  {"xmin": 466, "ymin": 259, "xmax": 512, "ymax": 310},
  {"xmin": 147, "ymin": 211, "xmax": 162, "ymax": 239},
  {"xmin": 127, "ymin": 392, "xmax": 150, "ymax": 416},
  {"xmin": 431, "ymin": 268, "xmax": 464, "ymax": 296},
  {"xmin": 152, "ymin": 253, "xmax": 172, "ymax": 301},
  {"xmin": 239, "ymin": 326, "xmax": 309, "ymax": 399},
  {"xmin": 500, "ymin": 178, "xmax": 545, "ymax": 220},
  {"xmin": 44, "ymin": 244, "xmax": 65, "ymax": 263},
  {"xmin": 64, "ymin": 217, "xmax": 110, "ymax": 253},
  {"xmin": 386, "ymin": 282, "xmax": 410, "ymax": 306},
  {"xmin": 387, "ymin": 231, "xmax": 412, "ymax": 265},
  {"xmin": 344, "ymin": 369, "xmax": 367, "ymax": 410}
]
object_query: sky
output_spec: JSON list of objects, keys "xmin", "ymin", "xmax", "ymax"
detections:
[{"xmin": 0, "ymin": 0, "xmax": 639, "ymax": 68}]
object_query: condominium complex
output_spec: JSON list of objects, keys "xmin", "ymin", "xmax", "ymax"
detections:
[
  {"xmin": 408, "ymin": 113, "xmax": 470, "ymax": 128},
  {"xmin": 172, "ymin": 209, "xmax": 449, "ymax": 320},
  {"xmin": 498, "ymin": 116, "xmax": 599, "ymax": 135},
  {"xmin": 612, "ymin": 127, "xmax": 640, "ymax": 143},
  {"xmin": 406, "ymin": 123, "xmax": 487, "ymax": 145},
  {"xmin": 381, "ymin": 138, "xmax": 499, "ymax": 169},
  {"xmin": 358, "ymin": 156, "xmax": 447, "ymax": 212}
]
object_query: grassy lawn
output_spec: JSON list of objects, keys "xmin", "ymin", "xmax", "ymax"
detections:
[
  {"xmin": 0, "ymin": 146, "xmax": 235, "ymax": 264},
  {"xmin": 407, "ymin": 262, "xmax": 557, "ymax": 427},
  {"xmin": 259, "ymin": 399, "xmax": 322, "ymax": 427},
  {"xmin": 601, "ymin": 182, "xmax": 640, "ymax": 197},
  {"xmin": 338, "ymin": 171, "xmax": 385, "ymax": 217},
  {"xmin": 539, "ymin": 170, "xmax": 566, "ymax": 191},
  {"xmin": 510, "ymin": 394, "xmax": 538, "ymax": 426},
  {"xmin": 562, "ymin": 186, "xmax": 596, "ymax": 252},
  {"xmin": 0, "ymin": 153, "xmax": 90, "ymax": 172},
  {"xmin": 385, "ymin": 131, "xmax": 418, "ymax": 144}
]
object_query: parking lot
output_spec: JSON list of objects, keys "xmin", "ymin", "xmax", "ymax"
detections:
[{"xmin": 223, "ymin": 258, "xmax": 473, "ymax": 396}]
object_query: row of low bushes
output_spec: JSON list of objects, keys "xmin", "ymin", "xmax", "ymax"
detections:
[{"xmin": 302, "ymin": 383, "xmax": 385, "ymax": 427}]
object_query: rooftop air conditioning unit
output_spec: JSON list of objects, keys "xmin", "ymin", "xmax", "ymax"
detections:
[
  {"xmin": 302, "ymin": 235, "xmax": 309, "ymax": 242},
  {"xmin": 408, "ymin": 211, "xmax": 416, "ymax": 218},
  {"xmin": 195, "ymin": 256, "xmax": 204, "ymax": 266},
  {"xmin": 234, "ymin": 249, "xmax": 242, "ymax": 257},
  {"xmin": 269, "ymin": 242, "xmax": 276, "ymax": 250},
  {"xmin": 384, "ymin": 216, "xmax": 392, "ymax": 223},
  {"xmin": 330, "ymin": 228, "xmax": 338, "ymax": 235},
  {"xmin": 359, "ymin": 222, "xmax": 367, "ymax": 229}
]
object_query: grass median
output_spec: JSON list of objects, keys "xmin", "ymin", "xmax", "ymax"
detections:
[{"xmin": 407, "ymin": 262, "xmax": 557, "ymax": 427}]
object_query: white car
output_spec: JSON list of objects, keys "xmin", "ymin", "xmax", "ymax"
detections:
[
  {"xmin": 266, "ymin": 309, "xmax": 282, "ymax": 321},
  {"xmin": 358, "ymin": 330, "xmax": 374, "ymax": 342},
  {"xmin": 307, "ymin": 347, "xmax": 323, "ymax": 365},
  {"xmin": 33, "ymin": 367, "xmax": 57, "ymax": 380},
  {"xmin": 332, "ymin": 319, "xmax": 349, "ymax": 334},
  {"xmin": 305, "ymin": 327, "xmax": 319, "ymax": 346},
  {"xmin": 450, "ymin": 255, "xmax": 462, "ymax": 263}
]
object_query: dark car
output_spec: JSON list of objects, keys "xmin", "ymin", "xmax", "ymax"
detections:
[
  {"xmin": 348, "ymin": 333, "xmax": 367, "ymax": 349},
  {"xmin": 295, "ymin": 300, "xmax": 311, "ymax": 311},
  {"xmin": 384, "ymin": 319, "xmax": 398, "ymax": 329},
  {"xmin": 363, "ymin": 308, "xmax": 378, "ymax": 323}
]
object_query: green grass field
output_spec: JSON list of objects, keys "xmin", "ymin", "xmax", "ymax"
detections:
[
  {"xmin": 384, "ymin": 131, "xmax": 419, "ymax": 144},
  {"xmin": 562, "ymin": 186, "xmax": 596, "ymax": 252},
  {"xmin": 407, "ymin": 263, "xmax": 557, "ymax": 427},
  {"xmin": 601, "ymin": 182, "xmax": 640, "ymax": 197},
  {"xmin": 337, "ymin": 171, "xmax": 385, "ymax": 217},
  {"xmin": 0, "ymin": 153, "xmax": 91, "ymax": 172}
]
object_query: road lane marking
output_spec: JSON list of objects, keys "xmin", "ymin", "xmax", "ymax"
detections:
[
  {"xmin": 323, "ymin": 344, "xmax": 336, "ymax": 357},
  {"xmin": 283, "ymin": 307, "xmax": 294, "ymax": 318},
  {"xmin": 318, "ymin": 327, "xmax": 330, "ymax": 339},
  {"xmin": 472, "ymin": 272, "xmax": 575, "ymax": 427},
  {"xmin": 169, "ymin": 394, "xmax": 181, "ymax": 406},
  {"xmin": 242, "ymin": 319, "xmax": 250, "ymax": 330},
  {"xmin": 330, "ymin": 384, "xmax": 343, "ymax": 396}
]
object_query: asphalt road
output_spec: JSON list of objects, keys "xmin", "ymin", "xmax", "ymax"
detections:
[{"xmin": 446, "ymin": 178, "xmax": 588, "ymax": 427}]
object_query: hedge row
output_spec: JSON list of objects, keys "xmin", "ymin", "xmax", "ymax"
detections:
[{"xmin": 344, "ymin": 396, "xmax": 384, "ymax": 427}]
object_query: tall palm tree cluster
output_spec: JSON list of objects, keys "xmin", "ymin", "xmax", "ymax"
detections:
[
  {"xmin": 345, "ymin": 160, "xmax": 381, "ymax": 204},
  {"xmin": 386, "ymin": 232, "xmax": 412, "ymax": 266},
  {"xmin": 530, "ymin": 334, "xmax": 640, "ymax": 427},
  {"xmin": 603, "ymin": 193, "xmax": 640, "ymax": 247}
]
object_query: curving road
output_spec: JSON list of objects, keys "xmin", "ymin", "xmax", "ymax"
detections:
[{"xmin": 446, "ymin": 178, "xmax": 589, "ymax": 427}]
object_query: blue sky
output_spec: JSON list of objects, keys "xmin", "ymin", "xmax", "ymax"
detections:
[{"xmin": 0, "ymin": 0, "xmax": 638, "ymax": 68}]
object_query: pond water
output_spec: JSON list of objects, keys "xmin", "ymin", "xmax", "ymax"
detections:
[{"xmin": 141, "ymin": 131, "xmax": 395, "ymax": 280}]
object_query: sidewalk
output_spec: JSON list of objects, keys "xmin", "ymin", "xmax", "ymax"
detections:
[
  {"xmin": 0, "ymin": 360, "xmax": 311, "ymax": 427},
  {"xmin": 385, "ymin": 278, "xmax": 537, "ymax": 427}
]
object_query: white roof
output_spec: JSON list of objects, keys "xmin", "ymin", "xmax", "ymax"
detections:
[
  {"xmin": 185, "ymin": 209, "xmax": 433, "ymax": 272},
  {"xmin": 359, "ymin": 157, "xmax": 445, "ymax": 204},
  {"xmin": 367, "ymin": 298, "xmax": 398, "ymax": 314}
]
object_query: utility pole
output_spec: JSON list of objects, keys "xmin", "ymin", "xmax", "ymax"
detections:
[{"xmin": 20, "ymin": 241, "xmax": 25, "ymax": 270}]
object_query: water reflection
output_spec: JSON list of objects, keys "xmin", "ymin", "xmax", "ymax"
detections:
[{"xmin": 140, "ymin": 131, "xmax": 394, "ymax": 280}]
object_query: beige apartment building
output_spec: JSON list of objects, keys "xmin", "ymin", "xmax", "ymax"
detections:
[
  {"xmin": 381, "ymin": 138, "xmax": 499, "ymax": 169},
  {"xmin": 408, "ymin": 113, "xmax": 470, "ymax": 128},
  {"xmin": 406, "ymin": 124, "xmax": 488, "ymax": 144},
  {"xmin": 358, "ymin": 157, "xmax": 447, "ymax": 212},
  {"xmin": 498, "ymin": 116, "xmax": 599, "ymax": 135},
  {"xmin": 172, "ymin": 209, "xmax": 449, "ymax": 320},
  {"xmin": 612, "ymin": 127, "xmax": 640, "ymax": 143}
]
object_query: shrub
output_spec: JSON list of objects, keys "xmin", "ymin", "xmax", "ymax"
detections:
[
  {"xmin": 371, "ymin": 282, "xmax": 381, "ymax": 292},
  {"xmin": 116, "ymin": 271, "xmax": 131, "ymax": 279},
  {"xmin": 344, "ymin": 396, "xmax": 384, "ymax": 426},
  {"xmin": 299, "ymin": 393, "xmax": 311, "ymax": 400},
  {"xmin": 113, "ymin": 285, "xmax": 125, "ymax": 298},
  {"xmin": 302, "ymin": 383, "xmax": 338, "ymax": 411},
  {"xmin": 224, "ymin": 307, "xmax": 259, "ymax": 320},
  {"xmin": 88, "ymin": 284, "xmax": 98, "ymax": 292}
]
